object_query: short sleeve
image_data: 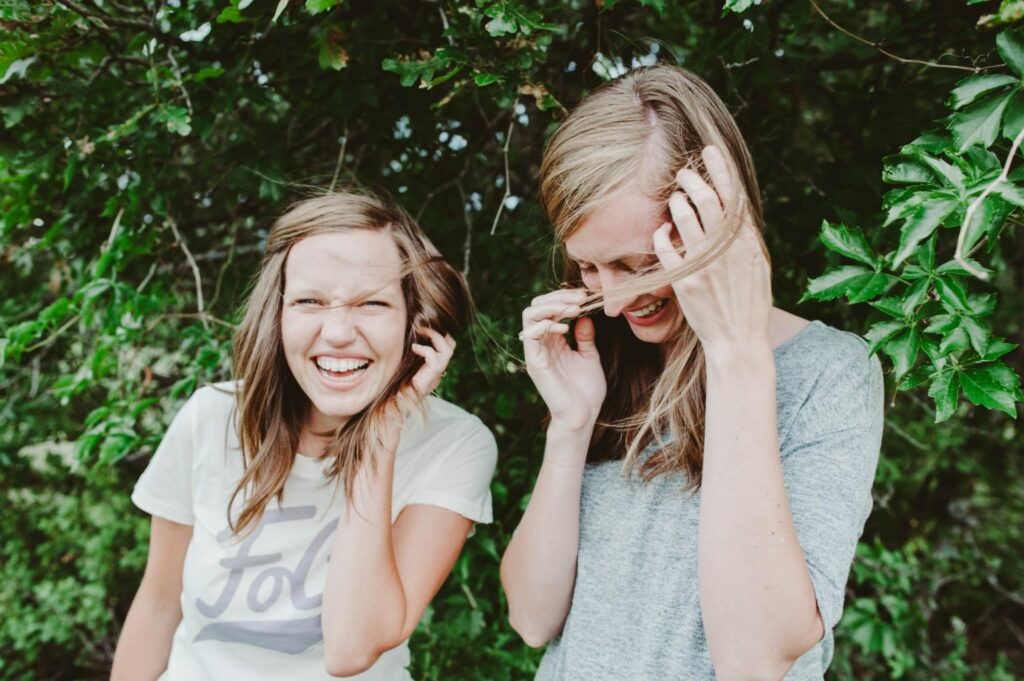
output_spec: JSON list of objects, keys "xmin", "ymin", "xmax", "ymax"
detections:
[
  {"xmin": 780, "ymin": 341, "xmax": 884, "ymax": 632},
  {"xmin": 405, "ymin": 419, "xmax": 498, "ymax": 524},
  {"xmin": 131, "ymin": 390, "xmax": 199, "ymax": 525}
]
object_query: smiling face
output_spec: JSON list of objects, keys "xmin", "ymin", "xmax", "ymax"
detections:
[
  {"xmin": 565, "ymin": 185, "xmax": 683, "ymax": 345},
  {"xmin": 281, "ymin": 229, "xmax": 408, "ymax": 434}
]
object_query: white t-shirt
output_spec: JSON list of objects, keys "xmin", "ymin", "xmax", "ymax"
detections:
[{"xmin": 131, "ymin": 381, "xmax": 497, "ymax": 681}]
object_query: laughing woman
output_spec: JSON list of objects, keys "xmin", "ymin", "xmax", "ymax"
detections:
[
  {"xmin": 500, "ymin": 66, "xmax": 883, "ymax": 680},
  {"xmin": 111, "ymin": 190, "xmax": 497, "ymax": 680}
]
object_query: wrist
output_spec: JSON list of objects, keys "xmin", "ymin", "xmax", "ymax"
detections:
[{"xmin": 703, "ymin": 342, "xmax": 775, "ymax": 382}]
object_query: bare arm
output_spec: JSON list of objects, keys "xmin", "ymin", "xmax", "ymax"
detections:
[
  {"xmin": 698, "ymin": 351, "xmax": 823, "ymax": 681},
  {"xmin": 320, "ymin": 328, "xmax": 474, "ymax": 677},
  {"xmin": 656, "ymin": 145, "xmax": 823, "ymax": 680},
  {"xmin": 320, "ymin": 447, "xmax": 472, "ymax": 677},
  {"xmin": 499, "ymin": 425, "xmax": 590, "ymax": 647},
  {"xmin": 110, "ymin": 516, "xmax": 192, "ymax": 681}
]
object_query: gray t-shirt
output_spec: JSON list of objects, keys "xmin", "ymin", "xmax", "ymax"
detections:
[{"xmin": 536, "ymin": 320, "xmax": 884, "ymax": 681}]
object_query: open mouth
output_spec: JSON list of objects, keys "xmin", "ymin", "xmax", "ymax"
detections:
[
  {"xmin": 622, "ymin": 297, "xmax": 671, "ymax": 326},
  {"xmin": 314, "ymin": 356, "xmax": 371, "ymax": 381}
]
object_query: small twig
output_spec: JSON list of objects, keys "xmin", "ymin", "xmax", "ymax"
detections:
[
  {"xmin": 106, "ymin": 207, "xmax": 124, "ymax": 249},
  {"xmin": 155, "ymin": 312, "xmax": 236, "ymax": 330},
  {"xmin": 166, "ymin": 49, "xmax": 193, "ymax": 117},
  {"xmin": 24, "ymin": 315, "xmax": 81, "ymax": 353},
  {"xmin": 438, "ymin": 3, "xmax": 455, "ymax": 46},
  {"xmin": 166, "ymin": 217, "xmax": 209, "ymax": 331},
  {"xmin": 329, "ymin": 123, "xmax": 349, "ymax": 192},
  {"xmin": 884, "ymin": 420, "xmax": 928, "ymax": 452},
  {"xmin": 809, "ymin": 0, "xmax": 984, "ymax": 73},
  {"xmin": 208, "ymin": 223, "xmax": 240, "ymax": 311},
  {"xmin": 955, "ymin": 124, "xmax": 1024, "ymax": 279},
  {"xmin": 490, "ymin": 108, "xmax": 516, "ymax": 236},
  {"xmin": 456, "ymin": 181, "xmax": 474, "ymax": 278}
]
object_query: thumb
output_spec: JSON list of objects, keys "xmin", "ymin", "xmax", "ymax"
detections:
[{"xmin": 574, "ymin": 316, "xmax": 597, "ymax": 353}]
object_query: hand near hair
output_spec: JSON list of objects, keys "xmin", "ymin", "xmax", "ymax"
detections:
[
  {"xmin": 652, "ymin": 145, "xmax": 772, "ymax": 364},
  {"xmin": 521, "ymin": 289, "xmax": 607, "ymax": 435},
  {"xmin": 378, "ymin": 328, "xmax": 455, "ymax": 455}
]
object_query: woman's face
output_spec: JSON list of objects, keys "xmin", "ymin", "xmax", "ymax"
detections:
[
  {"xmin": 564, "ymin": 185, "xmax": 683, "ymax": 345},
  {"xmin": 281, "ymin": 230, "xmax": 408, "ymax": 434}
]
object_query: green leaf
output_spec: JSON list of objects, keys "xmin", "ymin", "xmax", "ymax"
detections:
[
  {"xmin": 848, "ymin": 272, "xmax": 897, "ymax": 303},
  {"xmin": 948, "ymin": 74, "xmax": 1018, "ymax": 109},
  {"xmin": 935, "ymin": 257, "xmax": 994, "ymax": 278},
  {"xmin": 961, "ymin": 316, "xmax": 990, "ymax": 355},
  {"xmin": 820, "ymin": 220, "xmax": 877, "ymax": 267},
  {"xmin": 884, "ymin": 328, "xmax": 921, "ymax": 382},
  {"xmin": 960, "ymin": 366, "xmax": 1020, "ymax": 416},
  {"xmin": 869, "ymin": 296, "xmax": 904, "ymax": 319},
  {"xmin": 722, "ymin": 0, "xmax": 756, "ymax": 14},
  {"xmin": 882, "ymin": 160, "xmax": 934, "ymax": 185},
  {"xmin": 154, "ymin": 105, "xmax": 191, "ymax": 136},
  {"xmin": 318, "ymin": 26, "xmax": 348, "ymax": 70},
  {"xmin": 865, "ymin": 319, "xmax": 906, "ymax": 354},
  {"xmin": 801, "ymin": 265, "xmax": 872, "ymax": 302},
  {"xmin": 949, "ymin": 91, "xmax": 1014, "ymax": 152},
  {"xmin": 901, "ymin": 278, "xmax": 931, "ymax": 315},
  {"xmin": 982, "ymin": 338, "xmax": 1017, "ymax": 361},
  {"xmin": 996, "ymin": 26, "xmax": 1024, "ymax": 76},
  {"xmin": 1002, "ymin": 90, "xmax": 1024, "ymax": 139},
  {"xmin": 485, "ymin": 12, "xmax": 517, "ymax": 37},
  {"xmin": 899, "ymin": 364, "xmax": 934, "ymax": 390},
  {"xmin": 960, "ymin": 195, "xmax": 1008, "ymax": 253},
  {"xmin": 474, "ymin": 73, "xmax": 503, "ymax": 86},
  {"xmin": 990, "ymin": 180, "xmax": 1024, "ymax": 207},
  {"xmin": 938, "ymin": 324, "xmax": 970, "ymax": 354},
  {"xmin": 306, "ymin": 0, "xmax": 340, "ymax": 13},
  {"xmin": 892, "ymin": 198, "xmax": 958, "ymax": 266},
  {"xmin": 905, "ymin": 150, "xmax": 965, "ymax": 189},
  {"xmin": 925, "ymin": 314, "xmax": 959, "ymax": 334},
  {"xmin": 934, "ymin": 276, "xmax": 970, "ymax": 312},
  {"xmin": 928, "ymin": 369, "xmax": 960, "ymax": 422}
]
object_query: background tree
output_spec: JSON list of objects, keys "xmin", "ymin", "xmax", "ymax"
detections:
[{"xmin": 0, "ymin": 0, "xmax": 1021, "ymax": 679}]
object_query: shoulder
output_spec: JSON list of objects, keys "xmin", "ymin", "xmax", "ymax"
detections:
[
  {"xmin": 418, "ymin": 395, "xmax": 494, "ymax": 444},
  {"xmin": 776, "ymin": 320, "xmax": 880, "ymax": 383},
  {"xmin": 776, "ymin": 321, "xmax": 884, "ymax": 434},
  {"xmin": 187, "ymin": 380, "xmax": 239, "ymax": 417}
]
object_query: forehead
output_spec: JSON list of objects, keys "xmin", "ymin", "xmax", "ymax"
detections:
[
  {"xmin": 284, "ymin": 230, "xmax": 403, "ymax": 290},
  {"xmin": 564, "ymin": 186, "xmax": 665, "ymax": 262}
]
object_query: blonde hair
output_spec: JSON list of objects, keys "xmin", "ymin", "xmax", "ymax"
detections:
[
  {"xmin": 229, "ymin": 189, "xmax": 471, "ymax": 534},
  {"xmin": 539, "ymin": 64, "xmax": 770, "ymax": 488}
]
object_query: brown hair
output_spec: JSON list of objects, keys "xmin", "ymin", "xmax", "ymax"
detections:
[
  {"xmin": 538, "ymin": 64, "xmax": 770, "ymax": 489},
  {"xmin": 229, "ymin": 189, "xmax": 471, "ymax": 534}
]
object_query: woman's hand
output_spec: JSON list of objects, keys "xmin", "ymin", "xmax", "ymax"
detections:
[
  {"xmin": 379, "ymin": 328, "xmax": 456, "ymax": 454},
  {"xmin": 653, "ymin": 145, "xmax": 773, "ymax": 364},
  {"xmin": 521, "ymin": 289, "xmax": 606, "ymax": 433}
]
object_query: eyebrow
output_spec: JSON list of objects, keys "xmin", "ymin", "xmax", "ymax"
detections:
[{"xmin": 568, "ymin": 253, "xmax": 659, "ymax": 267}]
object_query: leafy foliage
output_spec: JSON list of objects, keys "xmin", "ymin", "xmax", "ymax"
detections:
[{"xmin": 1, "ymin": 0, "xmax": 1021, "ymax": 679}]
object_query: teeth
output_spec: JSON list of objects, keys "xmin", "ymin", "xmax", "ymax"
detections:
[
  {"xmin": 316, "ymin": 357, "xmax": 370, "ymax": 373},
  {"xmin": 629, "ymin": 299, "xmax": 667, "ymax": 318}
]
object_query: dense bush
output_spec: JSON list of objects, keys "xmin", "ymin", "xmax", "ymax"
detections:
[{"xmin": 1, "ymin": 0, "xmax": 1021, "ymax": 679}]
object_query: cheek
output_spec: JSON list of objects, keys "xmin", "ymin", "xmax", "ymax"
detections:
[
  {"xmin": 654, "ymin": 284, "xmax": 676, "ymax": 301},
  {"xmin": 280, "ymin": 311, "xmax": 316, "ymax": 353},
  {"xmin": 364, "ymin": 313, "xmax": 408, "ymax": 362}
]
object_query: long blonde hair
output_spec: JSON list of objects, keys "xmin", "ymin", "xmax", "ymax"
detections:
[
  {"xmin": 229, "ymin": 189, "xmax": 471, "ymax": 534},
  {"xmin": 539, "ymin": 65, "xmax": 770, "ymax": 489}
]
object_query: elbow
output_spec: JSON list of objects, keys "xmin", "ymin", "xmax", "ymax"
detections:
[
  {"xmin": 711, "ymin": 660, "xmax": 792, "ymax": 681},
  {"xmin": 507, "ymin": 609, "xmax": 559, "ymax": 648},
  {"xmin": 324, "ymin": 648, "xmax": 383, "ymax": 678}
]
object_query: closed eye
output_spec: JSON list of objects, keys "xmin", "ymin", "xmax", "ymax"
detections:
[{"xmin": 361, "ymin": 300, "xmax": 389, "ymax": 308}]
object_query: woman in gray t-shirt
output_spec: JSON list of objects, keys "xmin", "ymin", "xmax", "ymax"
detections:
[{"xmin": 500, "ymin": 65, "xmax": 883, "ymax": 681}]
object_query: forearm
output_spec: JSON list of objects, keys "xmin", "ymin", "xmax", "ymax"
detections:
[
  {"xmin": 698, "ymin": 349, "xmax": 821, "ymax": 678},
  {"xmin": 500, "ymin": 425, "xmax": 589, "ymax": 646},
  {"xmin": 110, "ymin": 588, "xmax": 182, "ymax": 681},
  {"xmin": 322, "ymin": 454, "xmax": 408, "ymax": 674}
]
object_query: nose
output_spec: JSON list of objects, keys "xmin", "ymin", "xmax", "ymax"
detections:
[
  {"xmin": 598, "ymin": 270, "xmax": 632, "ymax": 318},
  {"xmin": 319, "ymin": 306, "xmax": 358, "ymax": 345}
]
